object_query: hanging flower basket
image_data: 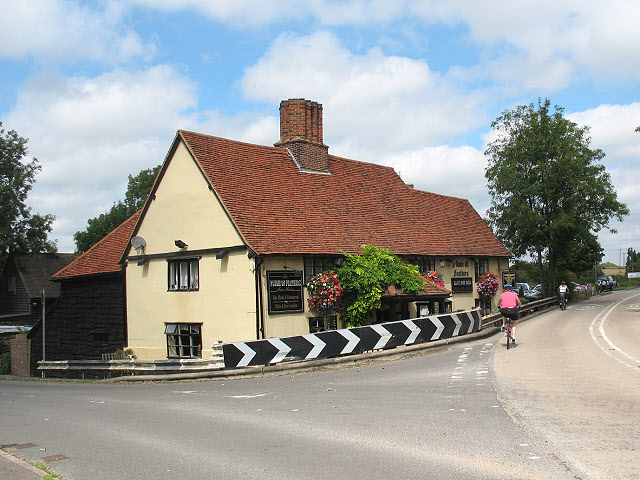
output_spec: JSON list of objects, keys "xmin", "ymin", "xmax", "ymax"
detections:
[
  {"xmin": 426, "ymin": 270, "xmax": 445, "ymax": 288},
  {"xmin": 477, "ymin": 270, "xmax": 499, "ymax": 298},
  {"xmin": 307, "ymin": 271, "xmax": 343, "ymax": 313}
]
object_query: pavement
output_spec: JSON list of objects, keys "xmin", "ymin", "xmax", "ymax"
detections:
[{"xmin": 0, "ymin": 448, "xmax": 48, "ymax": 479}]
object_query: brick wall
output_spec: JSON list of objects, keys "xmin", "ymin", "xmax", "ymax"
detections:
[
  {"xmin": 10, "ymin": 333, "xmax": 31, "ymax": 377},
  {"xmin": 275, "ymin": 99, "xmax": 329, "ymax": 172}
]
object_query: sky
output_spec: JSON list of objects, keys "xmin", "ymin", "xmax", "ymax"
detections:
[{"xmin": 1, "ymin": 0, "xmax": 639, "ymax": 266}]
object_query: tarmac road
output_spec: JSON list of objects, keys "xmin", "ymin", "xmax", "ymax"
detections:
[
  {"xmin": 494, "ymin": 289, "xmax": 640, "ymax": 480},
  {"xmin": 2, "ymin": 290, "xmax": 638, "ymax": 479}
]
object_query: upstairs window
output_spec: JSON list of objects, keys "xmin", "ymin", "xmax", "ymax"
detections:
[
  {"xmin": 304, "ymin": 256, "xmax": 341, "ymax": 284},
  {"xmin": 475, "ymin": 258, "xmax": 490, "ymax": 281},
  {"xmin": 406, "ymin": 257, "xmax": 436, "ymax": 274},
  {"xmin": 168, "ymin": 258, "xmax": 199, "ymax": 291}
]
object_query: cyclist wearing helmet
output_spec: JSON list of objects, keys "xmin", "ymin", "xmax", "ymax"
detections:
[
  {"xmin": 499, "ymin": 283, "xmax": 522, "ymax": 343},
  {"xmin": 559, "ymin": 281, "xmax": 569, "ymax": 307}
]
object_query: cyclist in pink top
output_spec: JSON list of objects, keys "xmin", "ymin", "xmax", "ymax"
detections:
[{"xmin": 499, "ymin": 283, "xmax": 522, "ymax": 343}]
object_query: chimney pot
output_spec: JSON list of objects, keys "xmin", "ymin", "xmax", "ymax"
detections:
[{"xmin": 275, "ymin": 99, "xmax": 329, "ymax": 172}]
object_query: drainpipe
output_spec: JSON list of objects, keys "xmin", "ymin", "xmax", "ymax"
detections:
[{"xmin": 254, "ymin": 255, "xmax": 265, "ymax": 339}]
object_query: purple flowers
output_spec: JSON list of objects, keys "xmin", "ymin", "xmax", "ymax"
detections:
[{"xmin": 477, "ymin": 270, "xmax": 499, "ymax": 297}]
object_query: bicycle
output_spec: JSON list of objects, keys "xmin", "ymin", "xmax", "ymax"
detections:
[
  {"xmin": 559, "ymin": 293, "xmax": 567, "ymax": 311},
  {"xmin": 503, "ymin": 318, "xmax": 515, "ymax": 349},
  {"xmin": 499, "ymin": 306, "xmax": 518, "ymax": 349}
]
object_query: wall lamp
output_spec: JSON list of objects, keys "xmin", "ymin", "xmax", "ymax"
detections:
[
  {"xmin": 175, "ymin": 239, "xmax": 188, "ymax": 249},
  {"xmin": 334, "ymin": 257, "xmax": 344, "ymax": 267},
  {"xmin": 137, "ymin": 257, "xmax": 149, "ymax": 266},
  {"xmin": 216, "ymin": 249, "xmax": 229, "ymax": 260}
]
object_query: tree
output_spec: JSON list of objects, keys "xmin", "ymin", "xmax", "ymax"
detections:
[
  {"xmin": 0, "ymin": 122, "xmax": 56, "ymax": 263},
  {"xmin": 336, "ymin": 245, "xmax": 424, "ymax": 327},
  {"xmin": 74, "ymin": 166, "xmax": 159, "ymax": 252},
  {"xmin": 484, "ymin": 98, "xmax": 629, "ymax": 295},
  {"xmin": 627, "ymin": 248, "xmax": 640, "ymax": 271}
]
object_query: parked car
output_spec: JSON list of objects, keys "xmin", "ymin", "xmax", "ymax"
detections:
[
  {"xmin": 596, "ymin": 276, "xmax": 613, "ymax": 292},
  {"xmin": 523, "ymin": 288, "xmax": 543, "ymax": 300},
  {"xmin": 572, "ymin": 283, "xmax": 588, "ymax": 294},
  {"xmin": 515, "ymin": 282, "xmax": 530, "ymax": 294},
  {"xmin": 606, "ymin": 275, "xmax": 617, "ymax": 289}
]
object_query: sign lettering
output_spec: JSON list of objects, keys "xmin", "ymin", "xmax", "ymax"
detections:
[{"xmin": 267, "ymin": 271, "xmax": 304, "ymax": 313}]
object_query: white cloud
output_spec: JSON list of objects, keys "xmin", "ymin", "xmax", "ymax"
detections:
[
  {"xmin": 240, "ymin": 31, "xmax": 486, "ymax": 155},
  {"xmin": 384, "ymin": 145, "xmax": 490, "ymax": 211},
  {"xmin": 567, "ymin": 103, "xmax": 640, "ymax": 263},
  {"xmin": 0, "ymin": 0, "xmax": 155, "ymax": 63},
  {"xmin": 5, "ymin": 66, "xmax": 198, "ymax": 251},
  {"xmin": 411, "ymin": 0, "xmax": 640, "ymax": 86}
]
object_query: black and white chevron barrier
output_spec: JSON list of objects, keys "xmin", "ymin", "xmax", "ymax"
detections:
[{"xmin": 223, "ymin": 309, "xmax": 481, "ymax": 368}]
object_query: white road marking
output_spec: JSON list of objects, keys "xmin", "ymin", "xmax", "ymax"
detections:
[
  {"xmin": 225, "ymin": 393, "xmax": 268, "ymax": 399},
  {"xmin": 589, "ymin": 293, "xmax": 640, "ymax": 371}
]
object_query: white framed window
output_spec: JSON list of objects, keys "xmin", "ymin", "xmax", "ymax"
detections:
[
  {"xmin": 164, "ymin": 323, "xmax": 202, "ymax": 358},
  {"xmin": 168, "ymin": 258, "xmax": 199, "ymax": 291}
]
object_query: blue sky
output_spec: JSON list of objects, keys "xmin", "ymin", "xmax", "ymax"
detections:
[{"xmin": 1, "ymin": 0, "xmax": 639, "ymax": 267}]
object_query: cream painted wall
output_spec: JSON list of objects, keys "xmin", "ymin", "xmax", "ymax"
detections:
[
  {"xmin": 137, "ymin": 142, "xmax": 243, "ymax": 255},
  {"xmin": 126, "ymin": 140, "xmax": 256, "ymax": 360},
  {"xmin": 436, "ymin": 256, "xmax": 509, "ymax": 313},
  {"xmin": 260, "ymin": 256, "xmax": 319, "ymax": 339}
]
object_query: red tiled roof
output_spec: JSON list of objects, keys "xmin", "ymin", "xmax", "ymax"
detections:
[
  {"xmin": 179, "ymin": 130, "xmax": 511, "ymax": 258},
  {"xmin": 53, "ymin": 211, "xmax": 141, "ymax": 280}
]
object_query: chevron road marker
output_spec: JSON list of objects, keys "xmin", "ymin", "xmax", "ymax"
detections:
[
  {"xmin": 370, "ymin": 324, "xmax": 392, "ymax": 350},
  {"xmin": 234, "ymin": 342, "xmax": 257, "ymax": 367},
  {"xmin": 401, "ymin": 320, "xmax": 421, "ymax": 344},
  {"xmin": 268, "ymin": 338, "xmax": 292, "ymax": 363},
  {"xmin": 452, "ymin": 314, "xmax": 462, "ymax": 336},
  {"xmin": 302, "ymin": 334, "xmax": 326, "ymax": 359},
  {"xmin": 338, "ymin": 329, "xmax": 360, "ymax": 354},
  {"xmin": 430, "ymin": 316, "xmax": 445, "ymax": 340}
]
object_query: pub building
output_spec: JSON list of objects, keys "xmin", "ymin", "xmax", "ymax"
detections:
[{"xmin": 54, "ymin": 99, "xmax": 511, "ymax": 361}]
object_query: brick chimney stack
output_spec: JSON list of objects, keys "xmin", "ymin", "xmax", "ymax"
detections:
[{"xmin": 274, "ymin": 99, "xmax": 329, "ymax": 172}]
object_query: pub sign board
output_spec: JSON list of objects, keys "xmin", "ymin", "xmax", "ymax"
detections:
[
  {"xmin": 267, "ymin": 271, "xmax": 304, "ymax": 314},
  {"xmin": 451, "ymin": 277, "xmax": 473, "ymax": 293},
  {"xmin": 502, "ymin": 270, "xmax": 516, "ymax": 287}
]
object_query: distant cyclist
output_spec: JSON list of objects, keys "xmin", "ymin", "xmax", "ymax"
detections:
[
  {"xmin": 559, "ymin": 281, "xmax": 569, "ymax": 308},
  {"xmin": 499, "ymin": 283, "xmax": 522, "ymax": 343}
]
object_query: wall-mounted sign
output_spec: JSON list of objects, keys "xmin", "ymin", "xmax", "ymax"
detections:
[
  {"xmin": 267, "ymin": 271, "xmax": 304, "ymax": 314},
  {"xmin": 502, "ymin": 271, "xmax": 516, "ymax": 286},
  {"xmin": 451, "ymin": 277, "xmax": 473, "ymax": 293}
]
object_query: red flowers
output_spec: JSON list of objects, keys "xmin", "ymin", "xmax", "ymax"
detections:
[
  {"xmin": 307, "ymin": 271, "xmax": 343, "ymax": 313},
  {"xmin": 477, "ymin": 270, "xmax": 499, "ymax": 298},
  {"xmin": 426, "ymin": 270, "xmax": 445, "ymax": 288}
]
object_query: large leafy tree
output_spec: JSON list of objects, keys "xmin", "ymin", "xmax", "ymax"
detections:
[
  {"xmin": 336, "ymin": 245, "xmax": 424, "ymax": 327},
  {"xmin": 74, "ymin": 166, "xmax": 159, "ymax": 252},
  {"xmin": 0, "ymin": 122, "xmax": 56, "ymax": 264},
  {"xmin": 485, "ymin": 98, "xmax": 628, "ymax": 294}
]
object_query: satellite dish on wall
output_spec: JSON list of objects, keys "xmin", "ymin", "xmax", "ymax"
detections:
[{"xmin": 131, "ymin": 236, "xmax": 146, "ymax": 249}]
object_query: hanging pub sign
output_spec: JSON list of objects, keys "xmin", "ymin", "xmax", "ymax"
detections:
[
  {"xmin": 502, "ymin": 270, "xmax": 516, "ymax": 287},
  {"xmin": 451, "ymin": 277, "xmax": 473, "ymax": 292},
  {"xmin": 267, "ymin": 271, "xmax": 304, "ymax": 314}
]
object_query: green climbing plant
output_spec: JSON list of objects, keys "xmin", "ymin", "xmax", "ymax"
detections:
[{"xmin": 336, "ymin": 245, "xmax": 424, "ymax": 327}]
